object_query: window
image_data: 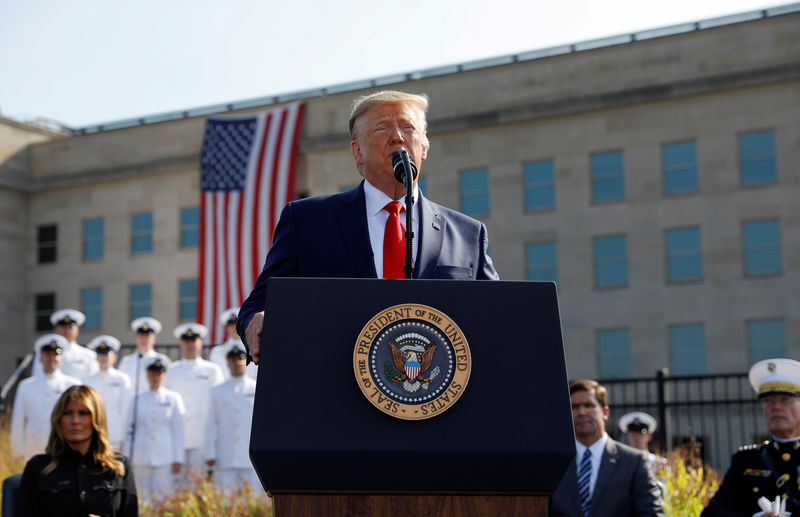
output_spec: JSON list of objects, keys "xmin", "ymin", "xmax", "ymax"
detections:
[
  {"xmin": 594, "ymin": 235, "xmax": 627, "ymax": 287},
  {"xmin": 663, "ymin": 141, "xmax": 698, "ymax": 194},
  {"xmin": 131, "ymin": 213, "xmax": 153, "ymax": 254},
  {"xmin": 669, "ymin": 324, "xmax": 706, "ymax": 375},
  {"xmin": 83, "ymin": 218, "xmax": 104, "ymax": 260},
  {"xmin": 81, "ymin": 288, "xmax": 103, "ymax": 329},
  {"xmin": 526, "ymin": 242, "xmax": 557, "ymax": 282},
  {"xmin": 597, "ymin": 329, "xmax": 631, "ymax": 378},
  {"xmin": 748, "ymin": 319, "xmax": 786, "ymax": 364},
  {"xmin": 129, "ymin": 283, "xmax": 151, "ymax": 321},
  {"xmin": 35, "ymin": 293, "xmax": 55, "ymax": 331},
  {"xmin": 743, "ymin": 220, "xmax": 781, "ymax": 275},
  {"xmin": 37, "ymin": 225, "xmax": 57, "ymax": 264},
  {"xmin": 179, "ymin": 279, "xmax": 197, "ymax": 320},
  {"xmin": 460, "ymin": 168, "xmax": 489, "ymax": 216},
  {"xmin": 666, "ymin": 227, "xmax": 702, "ymax": 282},
  {"xmin": 524, "ymin": 160, "xmax": 555, "ymax": 210},
  {"xmin": 591, "ymin": 151, "xmax": 624, "ymax": 202},
  {"xmin": 180, "ymin": 207, "xmax": 199, "ymax": 248},
  {"xmin": 739, "ymin": 130, "xmax": 777, "ymax": 185}
]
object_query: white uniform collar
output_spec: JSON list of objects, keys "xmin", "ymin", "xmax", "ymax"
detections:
[{"xmin": 364, "ymin": 178, "xmax": 418, "ymax": 216}]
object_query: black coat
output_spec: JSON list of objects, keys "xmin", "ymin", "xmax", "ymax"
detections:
[
  {"xmin": 702, "ymin": 439, "xmax": 800, "ymax": 517},
  {"xmin": 20, "ymin": 448, "xmax": 138, "ymax": 517}
]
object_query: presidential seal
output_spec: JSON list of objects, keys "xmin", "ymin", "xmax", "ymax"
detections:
[{"xmin": 353, "ymin": 303, "xmax": 471, "ymax": 420}]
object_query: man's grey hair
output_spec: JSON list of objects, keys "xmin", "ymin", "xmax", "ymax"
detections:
[{"xmin": 348, "ymin": 90, "xmax": 429, "ymax": 140}]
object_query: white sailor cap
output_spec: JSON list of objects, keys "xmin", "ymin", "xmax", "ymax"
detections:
[
  {"xmin": 87, "ymin": 335, "xmax": 121, "ymax": 354},
  {"xmin": 219, "ymin": 307, "xmax": 240, "ymax": 326},
  {"xmin": 145, "ymin": 356, "xmax": 169, "ymax": 372},
  {"xmin": 130, "ymin": 317, "xmax": 162, "ymax": 334},
  {"xmin": 174, "ymin": 322, "xmax": 208, "ymax": 340},
  {"xmin": 50, "ymin": 309, "xmax": 86, "ymax": 327},
  {"xmin": 618, "ymin": 411, "xmax": 658, "ymax": 434},
  {"xmin": 749, "ymin": 358, "xmax": 800, "ymax": 398},
  {"xmin": 35, "ymin": 334, "xmax": 68, "ymax": 354},
  {"xmin": 226, "ymin": 342, "xmax": 248, "ymax": 358}
]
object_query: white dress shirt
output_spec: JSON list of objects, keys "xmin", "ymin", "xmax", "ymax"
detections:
[
  {"xmin": 10, "ymin": 370, "xmax": 81, "ymax": 459},
  {"xmin": 118, "ymin": 349, "xmax": 173, "ymax": 394},
  {"xmin": 209, "ymin": 340, "xmax": 258, "ymax": 380},
  {"xmin": 32, "ymin": 341, "xmax": 98, "ymax": 380},
  {"xmin": 575, "ymin": 433, "xmax": 609, "ymax": 498},
  {"xmin": 84, "ymin": 367, "xmax": 133, "ymax": 446},
  {"xmin": 363, "ymin": 178, "xmax": 420, "ymax": 278},
  {"xmin": 204, "ymin": 374, "xmax": 257, "ymax": 469},
  {"xmin": 165, "ymin": 358, "xmax": 224, "ymax": 449},
  {"xmin": 124, "ymin": 386, "xmax": 185, "ymax": 467}
]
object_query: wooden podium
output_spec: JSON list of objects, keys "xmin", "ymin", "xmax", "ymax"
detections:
[{"xmin": 250, "ymin": 278, "xmax": 575, "ymax": 517}]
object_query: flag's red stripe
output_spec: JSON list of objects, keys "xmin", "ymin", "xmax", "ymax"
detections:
[
  {"xmin": 269, "ymin": 110, "xmax": 289, "ymax": 247},
  {"xmin": 253, "ymin": 113, "xmax": 271, "ymax": 283},
  {"xmin": 285, "ymin": 103, "xmax": 305, "ymax": 203},
  {"xmin": 236, "ymin": 184, "xmax": 246, "ymax": 310},
  {"xmin": 211, "ymin": 193, "xmax": 219, "ymax": 345},
  {"xmin": 198, "ymin": 192, "xmax": 207, "ymax": 333}
]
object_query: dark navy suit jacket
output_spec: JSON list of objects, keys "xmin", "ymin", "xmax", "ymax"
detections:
[{"xmin": 237, "ymin": 181, "xmax": 498, "ymax": 348}]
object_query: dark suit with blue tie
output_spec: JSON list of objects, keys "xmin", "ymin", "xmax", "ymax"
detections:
[
  {"xmin": 549, "ymin": 438, "xmax": 665, "ymax": 517},
  {"xmin": 237, "ymin": 181, "xmax": 498, "ymax": 346}
]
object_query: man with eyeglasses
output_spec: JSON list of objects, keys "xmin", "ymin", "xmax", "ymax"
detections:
[{"xmin": 703, "ymin": 358, "xmax": 800, "ymax": 517}]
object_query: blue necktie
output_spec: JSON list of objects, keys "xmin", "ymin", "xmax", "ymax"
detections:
[{"xmin": 577, "ymin": 448, "xmax": 592, "ymax": 517}]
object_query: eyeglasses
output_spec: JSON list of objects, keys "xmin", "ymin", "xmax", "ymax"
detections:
[{"xmin": 761, "ymin": 395, "xmax": 799, "ymax": 407}]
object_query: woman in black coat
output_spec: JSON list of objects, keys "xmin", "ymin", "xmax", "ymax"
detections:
[{"xmin": 20, "ymin": 384, "xmax": 138, "ymax": 517}]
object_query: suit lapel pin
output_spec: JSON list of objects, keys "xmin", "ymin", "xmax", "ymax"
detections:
[
  {"xmin": 610, "ymin": 458, "xmax": 617, "ymax": 464},
  {"xmin": 432, "ymin": 222, "xmax": 441, "ymax": 231}
]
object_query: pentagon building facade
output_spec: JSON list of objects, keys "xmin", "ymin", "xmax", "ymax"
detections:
[{"xmin": 1, "ymin": 7, "xmax": 798, "ymax": 382}]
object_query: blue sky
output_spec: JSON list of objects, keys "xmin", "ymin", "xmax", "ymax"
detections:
[{"xmin": 0, "ymin": 0, "xmax": 786, "ymax": 128}]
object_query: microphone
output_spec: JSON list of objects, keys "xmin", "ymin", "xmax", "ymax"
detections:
[{"xmin": 392, "ymin": 149, "xmax": 418, "ymax": 185}]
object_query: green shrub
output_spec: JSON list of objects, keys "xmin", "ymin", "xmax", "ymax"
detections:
[{"xmin": 657, "ymin": 447, "xmax": 720, "ymax": 517}]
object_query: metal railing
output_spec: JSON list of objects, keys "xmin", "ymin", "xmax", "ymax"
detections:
[{"xmin": 602, "ymin": 369, "xmax": 764, "ymax": 474}]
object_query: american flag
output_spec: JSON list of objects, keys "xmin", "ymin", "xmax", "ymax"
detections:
[{"xmin": 198, "ymin": 103, "xmax": 304, "ymax": 344}]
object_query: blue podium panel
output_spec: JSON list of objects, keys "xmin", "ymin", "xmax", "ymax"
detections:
[{"xmin": 250, "ymin": 278, "xmax": 574, "ymax": 492}]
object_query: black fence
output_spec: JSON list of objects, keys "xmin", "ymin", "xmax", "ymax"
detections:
[{"xmin": 602, "ymin": 369, "xmax": 765, "ymax": 474}]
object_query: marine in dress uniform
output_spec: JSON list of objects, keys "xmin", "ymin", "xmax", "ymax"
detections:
[
  {"xmin": 118, "ymin": 317, "xmax": 172, "ymax": 394},
  {"xmin": 84, "ymin": 335, "xmax": 133, "ymax": 451},
  {"xmin": 204, "ymin": 343, "xmax": 260, "ymax": 493},
  {"xmin": 10, "ymin": 335, "xmax": 81, "ymax": 460},
  {"xmin": 702, "ymin": 358, "xmax": 800, "ymax": 517},
  {"xmin": 31, "ymin": 309, "xmax": 98, "ymax": 380},
  {"xmin": 209, "ymin": 308, "xmax": 257, "ymax": 381},
  {"xmin": 165, "ymin": 323, "xmax": 224, "ymax": 474},
  {"xmin": 123, "ymin": 357, "xmax": 185, "ymax": 501}
]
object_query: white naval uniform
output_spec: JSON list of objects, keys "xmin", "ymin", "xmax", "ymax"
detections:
[
  {"xmin": 204, "ymin": 374, "xmax": 259, "ymax": 492},
  {"xmin": 10, "ymin": 370, "xmax": 81, "ymax": 460},
  {"xmin": 84, "ymin": 367, "xmax": 133, "ymax": 450},
  {"xmin": 123, "ymin": 386, "xmax": 185, "ymax": 500},
  {"xmin": 32, "ymin": 341, "xmax": 98, "ymax": 380},
  {"xmin": 165, "ymin": 358, "xmax": 224, "ymax": 469},
  {"xmin": 118, "ymin": 350, "xmax": 173, "ymax": 394},
  {"xmin": 209, "ymin": 339, "xmax": 258, "ymax": 381}
]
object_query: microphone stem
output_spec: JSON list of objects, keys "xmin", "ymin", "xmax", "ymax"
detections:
[{"xmin": 403, "ymin": 156, "xmax": 415, "ymax": 280}]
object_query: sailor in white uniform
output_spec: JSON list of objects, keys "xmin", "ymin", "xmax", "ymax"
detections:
[
  {"xmin": 118, "ymin": 317, "xmax": 172, "ymax": 394},
  {"xmin": 165, "ymin": 322, "xmax": 224, "ymax": 476},
  {"xmin": 10, "ymin": 335, "xmax": 81, "ymax": 460},
  {"xmin": 209, "ymin": 308, "xmax": 257, "ymax": 381},
  {"xmin": 31, "ymin": 309, "xmax": 98, "ymax": 380},
  {"xmin": 84, "ymin": 335, "xmax": 133, "ymax": 451},
  {"xmin": 205, "ymin": 343, "xmax": 260, "ymax": 493},
  {"xmin": 123, "ymin": 357, "xmax": 185, "ymax": 501}
]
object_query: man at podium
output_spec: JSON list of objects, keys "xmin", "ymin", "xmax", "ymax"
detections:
[{"xmin": 239, "ymin": 90, "xmax": 499, "ymax": 363}]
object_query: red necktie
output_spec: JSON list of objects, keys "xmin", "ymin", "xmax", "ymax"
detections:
[{"xmin": 383, "ymin": 201, "xmax": 405, "ymax": 279}]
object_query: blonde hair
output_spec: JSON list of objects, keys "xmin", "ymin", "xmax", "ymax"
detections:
[
  {"xmin": 43, "ymin": 385, "xmax": 125, "ymax": 476},
  {"xmin": 348, "ymin": 90, "xmax": 430, "ymax": 140}
]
